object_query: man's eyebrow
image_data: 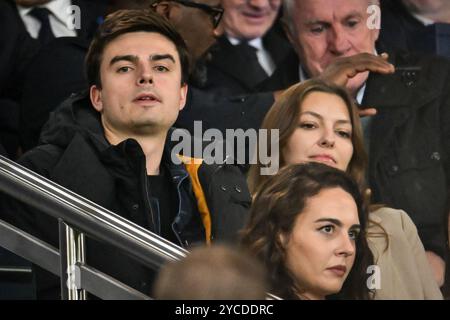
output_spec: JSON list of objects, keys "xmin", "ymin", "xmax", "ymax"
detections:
[
  {"xmin": 305, "ymin": 20, "xmax": 330, "ymax": 27},
  {"xmin": 109, "ymin": 55, "xmax": 138, "ymax": 66},
  {"xmin": 300, "ymin": 111, "xmax": 351, "ymax": 125},
  {"xmin": 109, "ymin": 54, "xmax": 176, "ymax": 66},
  {"xmin": 343, "ymin": 11, "xmax": 364, "ymax": 20},
  {"xmin": 304, "ymin": 11, "xmax": 363, "ymax": 26},
  {"xmin": 150, "ymin": 54, "xmax": 175, "ymax": 63}
]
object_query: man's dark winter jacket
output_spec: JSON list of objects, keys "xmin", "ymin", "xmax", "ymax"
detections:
[{"xmin": 0, "ymin": 93, "xmax": 251, "ymax": 298}]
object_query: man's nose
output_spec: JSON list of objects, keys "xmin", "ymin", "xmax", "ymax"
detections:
[
  {"xmin": 137, "ymin": 66, "xmax": 153, "ymax": 85},
  {"xmin": 248, "ymin": 0, "xmax": 269, "ymax": 8},
  {"xmin": 328, "ymin": 26, "xmax": 351, "ymax": 56}
]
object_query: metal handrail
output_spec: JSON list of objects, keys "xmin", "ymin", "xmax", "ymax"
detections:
[
  {"xmin": 0, "ymin": 156, "xmax": 187, "ymax": 271},
  {"xmin": 0, "ymin": 156, "xmax": 280, "ymax": 300}
]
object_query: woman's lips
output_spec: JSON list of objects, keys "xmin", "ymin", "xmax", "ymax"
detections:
[
  {"xmin": 309, "ymin": 155, "xmax": 336, "ymax": 165},
  {"xmin": 326, "ymin": 265, "xmax": 347, "ymax": 277}
]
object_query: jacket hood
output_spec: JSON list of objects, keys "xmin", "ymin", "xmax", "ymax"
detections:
[{"xmin": 39, "ymin": 91, "xmax": 109, "ymax": 150}]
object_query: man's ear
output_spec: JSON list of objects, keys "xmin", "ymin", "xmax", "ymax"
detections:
[
  {"xmin": 153, "ymin": 2, "xmax": 170, "ymax": 18},
  {"xmin": 178, "ymin": 83, "xmax": 188, "ymax": 111},
  {"xmin": 154, "ymin": 2, "xmax": 180, "ymax": 22},
  {"xmin": 90, "ymin": 85, "xmax": 103, "ymax": 112}
]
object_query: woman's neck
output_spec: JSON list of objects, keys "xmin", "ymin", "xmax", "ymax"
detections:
[{"xmin": 296, "ymin": 289, "xmax": 325, "ymax": 300}]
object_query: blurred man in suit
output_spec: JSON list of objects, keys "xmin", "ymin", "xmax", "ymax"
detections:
[
  {"xmin": 13, "ymin": 0, "xmax": 105, "ymax": 44},
  {"xmin": 380, "ymin": 0, "xmax": 450, "ymax": 58},
  {"xmin": 203, "ymin": 0, "xmax": 293, "ymax": 95}
]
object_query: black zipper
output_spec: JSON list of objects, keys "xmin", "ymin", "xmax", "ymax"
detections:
[{"xmin": 141, "ymin": 160, "xmax": 156, "ymax": 232}]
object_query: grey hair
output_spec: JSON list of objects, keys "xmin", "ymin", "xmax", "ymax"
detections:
[
  {"xmin": 282, "ymin": 0, "xmax": 380, "ymax": 35},
  {"xmin": 282, "ymin": 0, "xmax": 296, "ymax": 35}
]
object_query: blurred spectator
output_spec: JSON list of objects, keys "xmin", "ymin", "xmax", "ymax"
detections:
[
  {"xmin": 5, "ymin": 0, "xmax": 105, "ymax": 154},
  {"xmin": 203, "ymin": 0, "xmax": 293, "ymax": 95},
  {"xmin": 0, "ymin": 0, "xmax": 40, "ymax": 158},
  {"xmin": 380, "ymin": 0, "xmax": 450, "ymax": 58},
  {"xmin": 20, "ymin": 37, "xmax": 90, "ymax": 151},
  {"xmin": 153, "ymin": 245, "xmax": 268, "ymax": 299},
  {"xmin": 13, "ymin": 0, "xmax": 106, "ymax": 43}
]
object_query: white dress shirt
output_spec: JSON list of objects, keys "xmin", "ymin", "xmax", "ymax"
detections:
[
  {"xmin": 17, "ymin": 0, "xmax": 77, "ymax": 39},
  {"xmin": 411, "ymin": 13, "xmax": 435, "ymax": 26}
]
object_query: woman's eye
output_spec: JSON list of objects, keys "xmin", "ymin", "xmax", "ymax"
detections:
[
  {"xmin": 336, "ymin": 130, "xmax": 351, "ymax": 138},
  {"xmin": 300, "ymin": 122, "xmax": 317, "ymax": 129},
  {"xmin": 349, "ymin": 230, "xmax": 359, "ymax": 240},
  {"xmin": 154, "ymin": 65, "xmax": 169, "ymax": 72}
]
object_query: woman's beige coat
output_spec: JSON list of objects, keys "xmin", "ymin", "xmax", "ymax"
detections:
[{"xmin": 368, "ymin": 208, "xmax": 443, "ymax": 300}]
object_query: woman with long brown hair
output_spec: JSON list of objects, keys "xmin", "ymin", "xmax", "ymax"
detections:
[{"xmin": 242, "ymin": 162, "xmax": 372, "ymax": 299}]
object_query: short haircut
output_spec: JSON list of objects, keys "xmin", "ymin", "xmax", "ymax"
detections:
[
  {"xmin": 85, "ymin": 9, "xmax": 190, "ymax": 88},
  {"xmin": 153, "ymin": 245, "xmax": 268, "ymax": 299},
  {"xmin": 282, "ymin": 0, "xmax": 380, "ymax": 35}
]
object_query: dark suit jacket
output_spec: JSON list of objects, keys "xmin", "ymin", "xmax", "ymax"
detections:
[
  {"xmin": 0, "ymin": 0, "xmax": 40, "ymax": 157},
  {"xmin": 1, "ymin": 0, "xmax": 105, "ymax": 155},
  {"xmin": 262, "ymin": 50, "xmax": 450, "ymax": 259},
  {"xmin": 379, "ymin": 0, "xmax": 450, "ymax": 58},
  {"xmin": 20, "ymin": 37, "xmax": 91, "ymax": 151},
  {"xmin": 16, "ymin": 0, "xmax": 106, "ymax": 151},
  {"xmin": 203, "ymin": 27, "xmax": 294, "ymax": 96},
  {"xmin": 4, "ymin": 0, "xmax": 105, "ymax": 42},
  {"xmin": 0, "ymin": 0, "xmax": 40, "ymax": 100}
]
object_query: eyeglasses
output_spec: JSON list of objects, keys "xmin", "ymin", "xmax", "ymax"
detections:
[{"xmin": 153, "ymin": 0, "xmax": 224, "ymax": 29}]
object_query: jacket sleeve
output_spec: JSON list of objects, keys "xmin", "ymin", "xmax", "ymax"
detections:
[
  {"xmin": 400, "ymin": 210, "xmax": 444, "ymax": 299},
  {"xmin": 198, "ymin": 163, "xmax": 251, "ymax": 244}
]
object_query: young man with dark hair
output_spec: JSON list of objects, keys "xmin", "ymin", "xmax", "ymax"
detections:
[{"xmin": 1, "ymin": 8, "xmax": 250, "ymax": 299}]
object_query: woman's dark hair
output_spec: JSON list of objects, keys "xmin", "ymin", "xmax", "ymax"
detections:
[
  {"xmin": 241, "ymin": 162, "xmax": 373, "ymax": 300},
  {"xmin": 85, "ymin": 9, "xmax": 190, "ymax": 88}
]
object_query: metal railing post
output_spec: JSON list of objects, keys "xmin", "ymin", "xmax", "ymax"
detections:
[{"xmin": 59, "ymin": 220, "xmax": 86, "ymax": 300}]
